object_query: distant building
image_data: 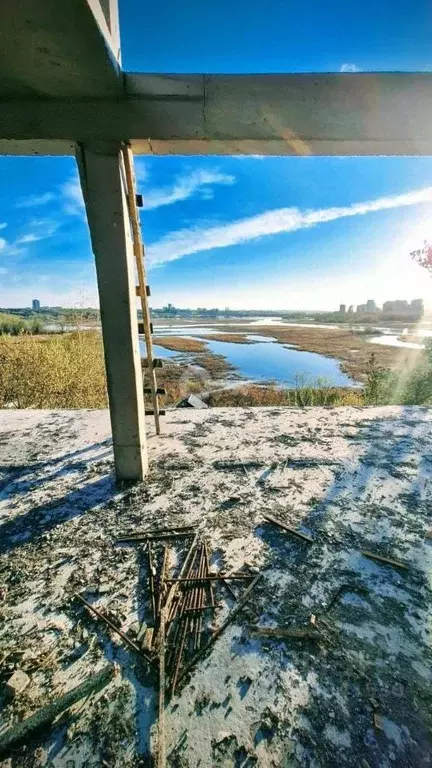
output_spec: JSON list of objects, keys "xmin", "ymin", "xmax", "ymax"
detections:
[
  {"xmin": 356, "ymin": 304, "xmax": 367, "ymax": 314},
  {"xmin": 339, "ymin": 304, "xmax": 346, "ymax": 314},
  {"xmin": 411, "ymin": 298, "xmax": 424, "ymax": 313},
  {"xmin": 366, "ymin": 299, "xmax": 377, "ymax": 313},
  {"xmin": 347, "ymin": 305, "xmax": 354, "ymax": 314},
  {"xmin": 32, "ymin": 299, "xmax": 40, "ymax": 311}
]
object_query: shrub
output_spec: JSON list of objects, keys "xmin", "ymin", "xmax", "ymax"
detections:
[{"xmin": 0, "ymin": 332, "xmax": 107, "ymax": 408}]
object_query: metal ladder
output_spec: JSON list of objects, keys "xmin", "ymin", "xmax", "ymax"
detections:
[{"xmin": 122, "ymin": 144, "xmax": 163, "ymax": 434}]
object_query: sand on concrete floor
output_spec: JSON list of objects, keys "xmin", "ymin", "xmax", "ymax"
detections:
[{"xmin": 0, "ymin": 406, "xmax": 431, "ymax": 767}]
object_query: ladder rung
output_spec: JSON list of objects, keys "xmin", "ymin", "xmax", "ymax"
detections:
[
  {"xmin": 145, "ymin": 409, "xmax": 165, "ymax": 416},
  {"xmin": 143, "ymin": 358, "xmax": 163, "ymax": 368},
  {"xmin": 136, "ymin": 193, "xmax": 143, "ymax": 207},
  {"xmin": 138, "ymin": 322, "xmax": 154, "ymax": 334},
  {"xmin": 144, "ymin": 387, "xmax": 166, "ymax": 396},
  {"xmin": 135, "ymin": 285, "xmax": 151, "ymax": 297}
]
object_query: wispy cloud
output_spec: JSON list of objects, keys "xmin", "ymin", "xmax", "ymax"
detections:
[
  {"xmin": 340, "ymin": 63, "xmax": 361, "ymax": 72},
  {"xmin": 62, "ymin": 176, "xmax": 85, "ymax": 216},
  {"xmin": 147, "ymin": 187, "xmax": 432, "ymax": 268},
  {"xmin": 0, "ymin": 223, "xmax": 7, "ymax": 231},
  {"xmin": 16, "ymin": 192, "xmax": 55, "ymax": 208},
  {"xmin": 0, "ymin": 238, "xmax": 6, "ymax": 251},
  {"xmin": 16, "ymin": 219, "xmax": 59, "ymax": 244},
  {"xmin": 143, "ymin": 169, "xmax": 235, "ymax": 210}
]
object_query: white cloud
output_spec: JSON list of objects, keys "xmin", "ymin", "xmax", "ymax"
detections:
[
  {"xmin": 0, "ymin": 238, "xmax": 6, "ymax": 251},
  {"xmin": 62, "ymin": 176, "xmax": 85, "ymax": 215},
  {"xmin": 143, "ymin": 169, "xmax": 235, "ymax": 210},
  {"xmin": 340, "ymin": 63, "xmax": 361, "ymax": 73},
  {"xmin": 147, "ymin": 186, "xmax": 432, "ymax": 268},
  {"xmin": 16, "ymin": 192, "xmax": 55, "ymax": 208},
  {"xmin": 0, "ymin": 223, "xmax": 7, "ymax": 231},
  {"xmin": 16, "ymin": 220, "xmax": 59, "ymax": 244}
]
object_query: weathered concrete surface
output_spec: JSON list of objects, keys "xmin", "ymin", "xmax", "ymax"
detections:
[
  {"xmin": 4, "ymin": 73, "xmax": 432, "ymax": 156},
  {"xmin": 0, "ymin": 407, "xmax": 431, "ymax": 766}
]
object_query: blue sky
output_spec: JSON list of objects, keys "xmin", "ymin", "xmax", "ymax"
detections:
[{"xmin": 1, "ymin": 0, "xmax": 432, "ymax": 311}]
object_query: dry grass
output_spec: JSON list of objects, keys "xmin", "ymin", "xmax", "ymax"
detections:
[
  {"xmin": 208, "ymin": 384, "xmax": 364, "ymax": 407},
  {"xmin": 0, "ymin": 332, "xmax": 107, "ymax": 408},
  {"xmin": 154, "ymin": 336, "xmax": 208, "ymax": 353},
  {"xmin": 196, "ymin": 333, "xmax": 255, "ymax": 344}
]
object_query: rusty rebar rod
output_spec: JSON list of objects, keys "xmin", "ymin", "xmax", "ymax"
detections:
[
  {"xmin": 177, "ymin": 574, "xmax": 262, "ymax": 689},
  {"xmin": 166, "ymin": 575, "xmax": 255, "ymax": 583},
  {"xmin": 75, "ymin": 594, "xmax": 152, "ymax": 664},
  {"xmin": 148, "ymin": 543, "xmax": 156, "ymax": 622},
  {"xmin": 204, "ymin": 540, "xmax": 215, "ymax": 609},
  {"xmin": 194, "ymin": 545, "xmax": 206, "ymax": 651}
]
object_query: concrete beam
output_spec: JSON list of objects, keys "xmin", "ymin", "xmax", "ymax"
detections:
[
  {"xmin": 0, "ymin": 0, "xmax": 122, "ymax": 99},
  {"xmin": 77, "ymin": 144, "xmax": 148, "ymax": 481},
  {"xmin": 2, "ymin": 73, "xmax": 432, "ymax": 156}
]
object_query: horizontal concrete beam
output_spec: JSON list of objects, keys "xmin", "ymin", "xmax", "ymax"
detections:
[{"xmin": 2, "ymin": 73, "xmax": 432, "ymax": 156}]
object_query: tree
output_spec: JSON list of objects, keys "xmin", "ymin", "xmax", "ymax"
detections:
[{"xmin": 410, "ymin": 241, "xmax": 432, "ymax": 274}]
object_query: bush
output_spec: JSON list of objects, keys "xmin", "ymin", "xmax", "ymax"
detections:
[
  {"xmin": 208, "ymin": 378, "xmax": 364, "ymax": 408},
  {"xmin": 0, "ymin": 332, "xmax": 107, "ymax": 408},
  {"xmin": 364, "ymin": 345, "xmax": 432, "ymax": 406}
]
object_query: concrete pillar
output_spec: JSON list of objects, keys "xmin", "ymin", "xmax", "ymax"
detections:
[{"xmin": 76, "ymin": 142, "xmax": 148, "ymax": 480}]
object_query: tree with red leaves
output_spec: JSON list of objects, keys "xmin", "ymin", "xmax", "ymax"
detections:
[{"xmin": 411, "ymin": 241, "xmax": 432, "ymax": 274}]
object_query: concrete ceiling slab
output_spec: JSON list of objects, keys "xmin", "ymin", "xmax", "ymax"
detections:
[{"xmin": 0, "ymin": 0, "xmax": 122, "ymax": 99}]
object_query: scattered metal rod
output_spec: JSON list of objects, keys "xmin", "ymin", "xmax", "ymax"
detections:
[
  {"xmin": 262, "ymin": 514, "xmax": 314, "ymax": 543},
  {"xmin": 362, "ymin": 551, "xmax": 408, "ymax": 570},
  {"xmin": 222, "ymin": 578, "xmax": 238, "ymax": 601},
  {"xmin": 75, "ymin": 594, "xmax": 153, "ymax": 664},
  {"xmin": 165, "ymin": 534, "xmax": 199, "ymax": 627},
  {"xmin": 170, "ymin": 547, "xmax": 198, "ymax": 694},
  {"xmin": 148, "ymin": 543, "xmax": 156, "ymax": 622},
  {"xmin": 251, "ymin": 627, "xmax": 320, "ymax": 639},
  {"xmin": 116, "ymin": 532, "xmax": 194, "ymax": 544},
  {"xmin": 157, "ymin": 544, "xmax": 168, "ymax": 618},
  {"xmin": 157, "ymin": 605, "xmax": 167, "ymax": 768},
  {"xmin": 177, "ymin": 574, "xmax": 262, "ymax": 689},
  {"xmin": 0, "ymin": 665, "xmax": 115, "ymax": 754},
  {"xmin": 194, "ymin": 545, "xmax": 206, "ymax": 651},
  {"xmin": 119, "ymin": 525, "xmax": 195, "ymax": 539},
  {"xmin": 165, "ymin": 574, "xmax": 255, "ymax": 583},
  {"xmin": 204, "ymin": 540, "xmax": 215, "ymax": 609}
]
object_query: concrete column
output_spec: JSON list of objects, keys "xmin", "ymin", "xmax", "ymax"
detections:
[{"xmin": 76, "ymin": 142, "xmax": 148, "ymax": 480}]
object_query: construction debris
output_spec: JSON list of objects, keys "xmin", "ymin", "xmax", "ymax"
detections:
[
  {"xmin": 75, "ymin": 593, "xmax": 153, "ymax": 663},
  {"xmin": 0, "ymin": 665, "xmax": 115, "ymax": 754},
  {"xmin": 251, "ymin": 627, "xmax": 320, "ymax": 640},
  {"xmin": 5, "ymin": 668, "xmax": 30, "ymax": 698},
  {"xmin": 361, "ymin": 550, "xmax": 408, "ymax": 570},
  {"xmin": 262, "ymin": 513, "xmax": 314, "ymax": 543},
  {"xmin": 176, "ymin": 394, "xmax": 209, "ymax": 409}
]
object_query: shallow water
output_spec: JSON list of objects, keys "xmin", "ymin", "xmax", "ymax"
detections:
[{"xmin": 145, "ymin": 334, "xmax": 356, "ymax": 387}]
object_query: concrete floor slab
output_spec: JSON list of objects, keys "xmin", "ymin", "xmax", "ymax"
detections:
[{"xmin": 0, "ymin": 407, "xmax": 431, "ymax": 766}]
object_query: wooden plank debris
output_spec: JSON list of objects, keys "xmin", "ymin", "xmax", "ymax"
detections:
[
  {"xmin": 263, "ymin": 514, "xmax": 314, "ymax": 543},
  {"xmin": 0, "ymin": 665, "xmax": 115, "ymax": 754},
  {"xmin": 362, "ymin": 551, "xmax": 408, "ymax": 570}
]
